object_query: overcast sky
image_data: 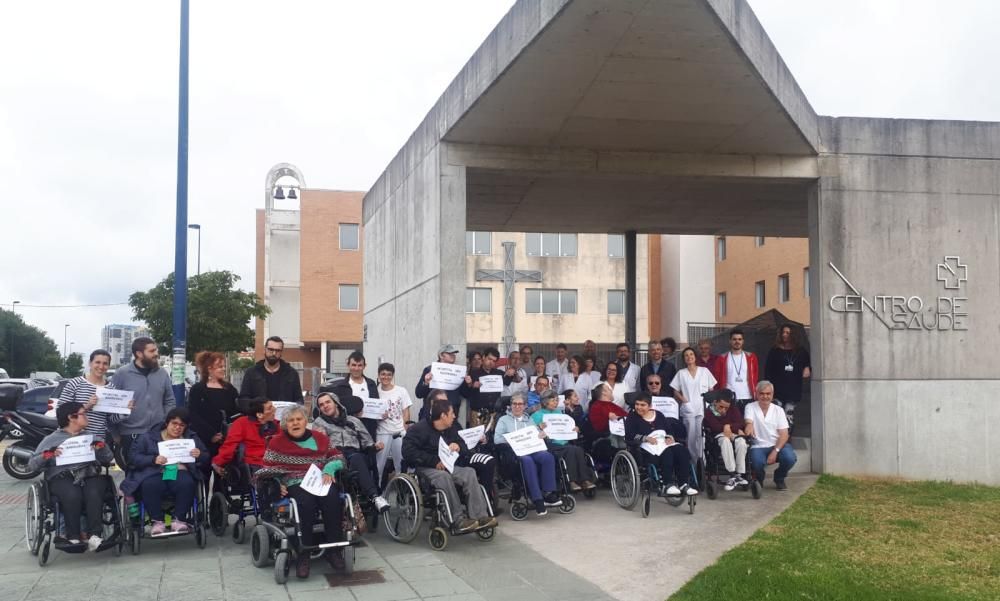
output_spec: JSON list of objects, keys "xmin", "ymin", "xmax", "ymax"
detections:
[{"xmin": 3, "ymin": 0, "xmax": 999, "ymax": 362}]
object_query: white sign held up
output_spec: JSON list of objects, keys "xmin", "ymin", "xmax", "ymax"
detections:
[
  {"xmin": 651, "ymin": 396, "xmax": 679, "ymax": 420},
  {"xmin": 56, "ymin": 434, "xmax": 95, "ymax": 466},
  {"xmin": 608, "ymin": 418, "xmax": 625, "ymax": 437},
  {"xmin": 541, "ymin": 414, "xmax": 577, "ymax": 441},
  {"xmin": 457, "ymin": 425, "xmax": 485, "ymax": 450},
  {"xmin": 300, "ymin": 463, "xmax": 332, "ymax": 496},
  {"xmin": 158, "ymin": 439, "xmax": 196, "ymax": 464},
  {"xmin": 478, "ymin": 375, "xmax": 503, "ymax": 393},
  {"xmin": 93, "ymin": 388, "xmax": 133, "ymax": 415},
  {"xmin": 430, "ymin": 362, "xmax": 467, "ymax": 391},
  {"xmin": 503, "ymin": 426, "xmax": 548, "ymax": 457},
  {"xmin": 361, "ymin": 398, "xmax": 388, "ymax": 420},
  {"xmin": 438, "ymin": 437, "xmax": 459, "ymax": 473}
]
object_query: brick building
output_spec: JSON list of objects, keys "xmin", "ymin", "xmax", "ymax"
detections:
[{"xmin": 714, "ymin": 236, "xmax": 810, "ymax": 325}]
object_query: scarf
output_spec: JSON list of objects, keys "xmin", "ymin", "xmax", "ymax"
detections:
[{"xmin": 253, "ymin": 429, "xmax": 343, "ymax": 485}]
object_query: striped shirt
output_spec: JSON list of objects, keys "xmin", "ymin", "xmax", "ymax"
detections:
[{"xmin": 57, "ymin": 376, "xmax": 124, "ymax": 441}]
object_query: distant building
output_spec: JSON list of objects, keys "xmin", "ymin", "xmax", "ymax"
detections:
[
  {"xmin": 714, "ymin": 236, "xmax": 810, "ymax": 325},
  {"xmin": 101, "ymin": 324, "xmax": 150, "ymax": 367}
]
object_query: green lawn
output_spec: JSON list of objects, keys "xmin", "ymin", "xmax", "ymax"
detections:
[{"xmin": 669, "ymin": 475, "xmax": 1000, "ymax": 601}]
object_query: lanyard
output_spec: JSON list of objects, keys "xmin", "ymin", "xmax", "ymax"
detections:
[{"xmin": 730, "ymin": 353, "xmax": 744, "ymax": 379}]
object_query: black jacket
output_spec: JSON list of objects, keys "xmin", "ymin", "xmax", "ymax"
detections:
[
  {"xmin": 624, "ymin": 411, "xmax": 687, "ymax": 446},
  {"xmin": 639, "ymin": 360, "xmax": 677, "ymax": 395},
  {"xmin": 239, "ymin": 360, "xmax": 303, "ymax": 404},
  {"xmin": 401, "ymin": 419, "xmax": 470, "ymax": 470},
  {"xmin": 415, "ymin": 365, "xmax": 462, "ymax": 418},
  {"xmin": 459, "ymin": 367, "xmax": 505, "ymax": 413},
  {"xmin": 328, "ymin": 376, "xmax": 379, "ymax": 439}
]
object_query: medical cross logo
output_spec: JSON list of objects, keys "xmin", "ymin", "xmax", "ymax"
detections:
[{"xmin": 936, "ymin": 256, "xmax": 968, "ymax": 290}]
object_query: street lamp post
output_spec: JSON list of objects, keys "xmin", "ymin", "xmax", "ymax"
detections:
[
  {"xmin": 188, "ymin": 224, "xmax": 201, "ymax": 276},
  {"xmin": 171, "ymin": 0, "xmax": 191, "ymax": 406},
  {"xmin": 9, "ymin": 301, "xmax": 19, "ymax": 376},
  {"xmin": 11, "ymin": 300, "xmax": 20, "ymax": 313},
  {"xmin": 63, "ymin": 324, "xmax": 70, "ymax": 358}
]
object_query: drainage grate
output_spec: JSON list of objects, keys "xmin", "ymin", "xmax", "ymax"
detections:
[
  {"xmin": 325, "ymin": 569, "xmax": 386, "ymax": 587},
  {"xmin": 0, "ymin": 494, "xmax": 26, "ymax": 505}
]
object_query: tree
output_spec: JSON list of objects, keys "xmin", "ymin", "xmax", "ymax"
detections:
[
  {"xmin": 0, "ymin": 309, "xmax": 63, "ymax": 377},
  {"xmin": 128, "ymin": 271, "xmax": 270, "ymax": 361},
  {"xmin": 63, "ymin": 352, "xmax": 84, "ymax": 378}
]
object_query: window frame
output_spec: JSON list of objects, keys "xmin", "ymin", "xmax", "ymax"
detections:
[
  {"xmin": 608, "ymin": 234, "xmax": 625, "ymax": 258},
  {"xmin": 526, "ymin": 289, "xmax": 578, "ymax": 314},
  {"xmin": 339, "ymin": 223, "xmax": 360, "ymax": 251},
  {"xmin": 465, "ymin": 231, "xmax": 491, "ymax": 256},
  {"xmin": 607, "ymin": 289, "xmax": 625, "ymax": 315},
  {"xmin": 465, "ymin": 287, "xmax": 492, "ymax": 314},
  {"xmin": 754, "ymin": 236, "xmax": 765, "ymax": 247},
  {"xmin": 339, "ymin": 284, "xmax": 360, "ymax": 311},
  {"xmin": 718, "ymin": 292, "xmax": 727, "ymax": 317},
  {"xmin": 778, "ymin": 273, "xmax": 790, "ymax": 303},
  {"xmin": 717, "ymin": 236, "xmax": 726, "ymax": 261},
  {"xmin": 803, "ymin": 267, "xmax": 811, "ymax": 298},
  {"xmin": 755, "ymin": 281, "xmax": 766, "ymax": 308},
  {"xmin": 526, "ymin": 233, "xmax": 578, "ymax": 257}
]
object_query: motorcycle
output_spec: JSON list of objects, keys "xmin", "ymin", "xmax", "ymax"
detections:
[{"xmin": 1, "ymin": 404, "xmax": 58, "ymax": 479}]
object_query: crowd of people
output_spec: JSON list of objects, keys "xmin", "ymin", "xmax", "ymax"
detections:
[{"xmin": 26, "ymin": 325, "xmax": 809, "ymax": 574}]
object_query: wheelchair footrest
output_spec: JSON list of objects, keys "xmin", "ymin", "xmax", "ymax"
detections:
[
  {"xmin": 316, "ymin": 541, "xmax": 351, "ymax": 550},
  {"xmin": 150, "ymin": 530, "xmax": 188, "ymax": 538}
]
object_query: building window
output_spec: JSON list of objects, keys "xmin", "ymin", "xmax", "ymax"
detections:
[
  {"xmin": 717, "ymin": 237, "xmax": 726, "ymax": 261},
  {"xmin": 718, "ymin": 292, "xmax": 727, "ymax": 317},
  {"xmin": 608, "ymin": 290, "xmax": 625, "ymax": 315},
  {"xmin": 339, "ymin": 284, "xmax": 360, "ymax": 311},
  {"xmin": 608, "ymin": 234, "xmax": 625, "ymax": 258},
  {"xmin": 339, "ymin": 223, "xmax": 359, "ymax": 250},
  {"xmin": 755, "ymin": 281, "xmax": 766, "ymax": 308},
  {"xmin": 465, "ymin": 288, "xmax": 491, "ymax": 313},
  {"xmin": 466, "ymin": 231, "xmax": 491, "ymax": 255},
  {"xmin": 526, "ymin": 233, "xmax": 577, "ymax": 257},
  {"xmin": 803, "ymin": 267, "xmax": 810, "ymax": 298},
  {"xmin": 754, "ymin": 236, "xmax": 765, "ymax": 247},
  {"xmin": 526, "ymin": 289, "xmax": 577, "ymax": 314},
  {"xmin": 778, "ymin": 274, "xmax": 790, "ymax": 303}
]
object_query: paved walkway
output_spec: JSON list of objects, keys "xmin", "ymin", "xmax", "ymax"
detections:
[{"xmin": 0, "ymin": 457, "xmax": 815, "ymax": 601}]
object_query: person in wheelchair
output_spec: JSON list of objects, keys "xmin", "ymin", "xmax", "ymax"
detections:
[
  {"xmin": 525, "ymin": 374, "xmax": 550, "ymax": 414},
  {"xmin": 624, "ymin": 393, "xmax": 697, "ymax": 496},
  {"xmin": 310, "ymin": 391, "xmax": 389, "ymax": 513},
  {"xmin": 702, "ymin": 389, "xmax": 749, "ymax": 491},
  {"xmin": 121, "ymin": 408, "xmax": 209, "ymax": 536},
  {"xmin": 494, "ymin": 392, "xmax": 561, "ymax": 515},
  {"xmin": 533, "ymin": 390, "xmax": 596, "ymax": 492},
  {"xmin": 402, "ymin": 395, "xmax": 496, "ymax": 532},
  {"xmin": 255, "ymin": 405, "xmax": 346, "ymax": 579},
  {"xmin": 213, "ymin": 397, "xmax": 278, "ymax": 476},
  {"xmin": 28, "ymin": 401, "xmax": 114, "ymax": 550}
]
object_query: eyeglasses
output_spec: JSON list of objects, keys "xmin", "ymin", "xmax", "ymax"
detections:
[
  {"xmin": 647, "ymin": 381, "xmax": 660, "ymax": 386},
  {"xmin": 511, "ymin": 402, "xmax": 526, "ymax": 406}
]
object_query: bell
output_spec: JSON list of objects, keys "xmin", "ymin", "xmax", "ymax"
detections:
[
  {"xmin": 287, "ymin": 187, "xmax": 298, "ymax": 199},
  {"xmin": 273, "ymin": 186, "xmax": 285, "ymax": 200}
]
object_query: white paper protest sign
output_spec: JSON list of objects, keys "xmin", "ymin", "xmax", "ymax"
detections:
[
  {"xmin": 651, "ymin": 396, "xmax": 679, "ymax": 419},
  {"xmin": 361, "ymin": 398, "xmax": 387, "ymax": 420},
  {"xmin": 157, "ymin": 439, "xmax": 196, "ymax": 464},
  {"xmin": 438, "ymin": 437, "xmax": 459, "ymax": 473},
  {"xmin": 479, "ymin": 375, "xmax": 503, "ymax": 393},
  {"xmin": 300, "ymin": 463, "xmax": 332, "ymax": 496},
  {"xmin": 640, "ymin": 429, "xmax": 680, "ymax": 456},
  {"xmin": 608, "ymin": 418, "xmax": 625, "ymax": 437},
  {"xmin": 56, "ymin": 434, "xmax": 95, "ymax": 466},
  {"xmin": 457, "ymin": 425, "xmax": 485, "ymax": 450},
  {"xmin": 503, "ymin": 426, "xmax": 548, "ymax": 457},
  {"xmin": 541, "ymin": 414, "xmax": 577, "ymax": 441},
  {"xmin": 93, "ymin": 388, "xmax": 133, "ymax": 415},
  {"xmin": 272, "ymin": 401, "xmax": 299, "ymax": 422},
  {"xmin": 430, "ymin": 362, "xmax": 467, "ymax": 391}
]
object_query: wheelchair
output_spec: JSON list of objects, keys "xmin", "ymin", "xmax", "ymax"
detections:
[
  {"xmin": 610, "ymin": 444, "xmax": 697, "ymax": 518},
  {"xmin": 249, "ymin": 476, "xmax": 364, "ymax": 584},
  {"xmin": 208, "ymin": 449, "xmax": 262, "ymax": 543},
  {"xmin": 25, "ymin": 471, "xmax": 124, "ymax": 566},
  {"xmin": 381, "ymin": 468, "xmax": 496, "ymax": 551},
  {"xmin": 121, "ymin": 476, "xmax": 209, "ymax": 554},
  {"xmin": 496, "ymin": 444, "xmax": 576, "ymax": 521},
  {"xmin": 702, "ymin": 428, "xmax": 762, "ymax": 500},
  {"xmin": 338, "ymin": 450, "xmax": 380, "ymax": 534}
]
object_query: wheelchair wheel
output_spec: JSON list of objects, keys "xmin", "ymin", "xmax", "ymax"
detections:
[
  {"xmin": 688, "ymin": 495, "xmax": 696, "ymax": 515},
  {"xmin": 476, "ymin": 526, "xmax": 495, "ymax": 541},
  {"xmin": 428, "ymin": 526, "xmax": 448, "ymax": 551},
  {"xmin": 38, "ymin": 533, "xmax": 51, "ymax": 567},
  {"xmin": 250, "ymin": 525, "xmax": 271, "ymax": 567},
  {"xmin": 233, "ymin": 519, "xmax": 249, "ymax": 544},
  {"xmin": 274, "ymin": 551, "xmax": 290, "ymax": 584},
  {"xmin": 695, "ymin": 459, "xmax": 705, "ymax": 489},
  {"xmin": 209, "ymin": 492, "xmax": 228, "ymax": 537},
  {"xmin": 342, "ymin": 545, "xmax": 355, "ymax": 575},
  {"xmin": 610, "ymin": 451, "xmax": 640, "ymax": 510},
  {"xmin": 665, "ymin": 494, "xmax": 684, "ymax": 508},
  {"xmin": 558, "ymin": 495, "xmax": 575, "ymax": 514},
  {"xmin": 640, "ymin": 491, "xmax": 651, "ymax": 519},
  {"xmin": 25, "ymin": 482, "xmax": 43, "ymax": 555},
  {"xmin": 131, "ymin": 526, "xmax": 142, "ymax": 555},
  {"xmin": 706, "ymin": 480, "xmax": 718, "ymax": 500},
  {"xmin": 382, "ymin": 474, "xmax": 422, "ymax": 543},
  {"xmin": 509, "ymin": 501, "xmax": 528, "ymax": 521},
  {"xmin": 195, "ymin": 523, "xmax": 208, "ymax": 549},
  {"xmin": 751, "ymin": 480, "xmax": 762, "ymax": 500}
]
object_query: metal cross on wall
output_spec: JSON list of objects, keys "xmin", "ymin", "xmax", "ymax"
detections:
[{"xmin": 475, "ymin": 241, "xmax": 542, "ymax": 356}]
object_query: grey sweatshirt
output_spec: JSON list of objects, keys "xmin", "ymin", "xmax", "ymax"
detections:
[
  {"xmin": 112, "ymin": 362, "xmax": 176, "ymax": 435},
  {"xmin": 28, "ymin": 428, "xmax": 113, "ymax": 480}
]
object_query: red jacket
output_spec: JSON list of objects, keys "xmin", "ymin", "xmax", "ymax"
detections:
[
  {"xmin": 212, "ymin": 416, "xmax": 277, "ymax": 468},
  {"xmin": 712, "ymin": 352, "xmax": 759, "ymax": 399},
  {"xmin": 588, "ymin": 400, "xmax": 628, "ymax": 435}
]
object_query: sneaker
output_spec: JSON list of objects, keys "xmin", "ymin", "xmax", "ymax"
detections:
[
  {"xmin": 87, "ymin": 535, "xmax": 103, "ymax": 552},
  {"xmin": 457, "ymin": 518, "xmax": 479, "ymax": 533},
  {"xmin": 581, "ymin": 480, "xmax": 596, "ymax": 490},
  {"xmin": 682, "ymin": 484, "xmax": 699, "ymax": 496},
  {"xmin": 150, "ymin": 521, "xmax": 167, "ymax": 536},
  {"xmin": 775, "ymin": 480, "xmax": 788, "ymax": 491},
  {"xmin": 171, "ymin": 520, "xmax": 190, "ymax": 534},
  {"xmin": 665, "ymin": 485, "xmax": 681, "ymax": 496},
  {"xmin": 533, "ymin": 500, "xmax": 547, "ymax": 516},
  {"xmin": 326, "ymin": 548, "xmax": 345, "ymax": 571},
  {"xmin": 736, "ymin": 475, "xmax": 749, "ymax": 487},
  {"xmin": 724, "ymin": 477, "xmax": 737, "ymax": 492},
  {"xmin": 477, "ymin": 516, "xmax": 497, "ymax": 528},
  {"xmin": 296, "ymin": 554, "xmax": 311, "ymax": 579},
  {"xmin": 569, "ymin": 482, "xmax": 582, "ymax": 492},
  {"xmin": 67, "ymin": 538, "xmax": 81, "ymax": 545},
  {"xmin": 374, "ymin": 496, "xmax": 390, "ymax": 513},
  {"xmin": 543, "ymin": 493, "xmax": 563, "ymax": 507}
]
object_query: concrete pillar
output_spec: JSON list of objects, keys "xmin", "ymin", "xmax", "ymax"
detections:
[{"xmin": 625, "ymin": 230, "xmax": 637, "ymax": 350}]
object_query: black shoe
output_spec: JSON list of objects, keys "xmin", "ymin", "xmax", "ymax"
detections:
[
  {"xmin": 775, "ymin": 480, "xmax": 788, "ymax": 491},
  {"xmin": 543, "ymin": 493, "xmax": 562, "ymax": 507},
  {"xmin": 326, "ymin": 548, "xmax": 345, "ymax": 571},
  {"xmin": 533, "ymin": 500, "xmax": 547, "ymax": 516},
  {"xmin": 296, "ymin": 554, "xmax": 310, "ymax": 579}
]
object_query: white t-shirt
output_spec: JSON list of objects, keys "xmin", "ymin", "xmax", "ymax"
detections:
[
  {"xmin": 743, "ymin": 402, "xmax": 789, "ymax": 448},
  {"xmin": 669, "ymin": 367, "xmax": 717, "ymax": 417},
  {"xmin": 348, "ymin": 378, "xmax": 370, "ymax": 400},
  {"xmin": 724, "ymin": 353, "xmax": 751, "ymax": 400},
  {"xmin": 377, "ymin": 385, "xmax": 413, "ymax": 435}
]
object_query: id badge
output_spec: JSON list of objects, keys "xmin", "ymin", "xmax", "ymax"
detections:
[
  {"xmin": 784, "ymin": 364, "xmax": 794, "ymax": 372},
  {"xmin": 735, "ymin": 377, "xmax": 744, "ymax": 383}
]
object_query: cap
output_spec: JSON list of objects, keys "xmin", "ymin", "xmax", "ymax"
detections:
[{"xmin": 438, "ymin": 344, "xmax": 460, "ymax": 355}]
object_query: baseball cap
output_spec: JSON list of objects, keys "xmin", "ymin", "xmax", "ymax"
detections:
[{"xmin": 438, "ymin": 344, "xmax": 460, "ymax": 355}]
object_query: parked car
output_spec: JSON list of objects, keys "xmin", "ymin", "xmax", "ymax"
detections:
[
  {"xmin": 0, "ymin": 368, "xmax": 9, "ymax": 379},
  {"xmin": 17, "ymin": 385, "xmax": 57, "ymax": 415},
  {"xmin": 42, "ymin": 380, "xmax": 71, "ymax": 418}
]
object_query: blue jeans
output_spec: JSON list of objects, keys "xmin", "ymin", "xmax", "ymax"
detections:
[
  {"xmin": 749, "ymin": 445, "xmax": 797, "ymax": 482},
  {"xmin": 519, "ymin": 451, "xmax": 556, "ymax": 502},
  {"xmin": 140, "ymin": 469, "xmax": 196, "ymax": 521}
]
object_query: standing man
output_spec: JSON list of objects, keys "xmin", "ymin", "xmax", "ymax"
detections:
[
  {"xmin": 502, "ymin": 350, "xmax": 528, "ymax": 397},
  {"xmin": 640, "ymin": 340, "xmax": 677, "ymax": 395},
  {"xmin": 460, "ymin": 347, "xmax": 504, "ymax": 427},
  {"xmin": 415, "ymin": 344, "xmax": 464, "ymax": 420},
  {"xmin": 743, "ymin": 381, "xmax": 796, "ymax": 490},
  {"xmin": 614, "ymin": 343, "xmax": 641, "ymax": 392},
  {"xmin": 112, "ymin": 337, "xmax": 175, "ymax": 464},
  {"xmin": 582, "ymin": 339, "xmax": 600, "ymax": 370},
  {"xmin": 696, "ymin": 338, "xmax": 717, "ymax": 369},
  {"xmin": 328, "ymin": 351, "xmax": 379, "ymax": 438},
  {"xmin": 545, "ymin": 343, "xmax": 569, "ymax": 392},
  {"xmin": 764, "ymin": 324, "xmax": 811, "ymax": 430},
  {"xmin": 519, "ymin": 344, "xmax": 534, "ymax": 368},
  {"xmin": 713, "ymin": 329, "xmax": 759, "ymax": 410},
  {"xmin": 240, "ymin": 336, "xmax": 304, "ymax": 404}
]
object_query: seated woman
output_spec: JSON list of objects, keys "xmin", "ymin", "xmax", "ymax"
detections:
[
  {"xmin": 587, "ymin": 382, "xmax": 628, "ymax": 437},
  {"xmin": 702, "ymin": 389, "xmax": 749, "ymax": 491},
  {"xmin": 212, "ymin": 397, "xmax": 278, "ymax": 475},
  {"xmin": 493, "ymin": 392, "xmax": 561, "ymax": 515},
  {"xmin": 121, "ymin": 408, "xmax": 209, "ymax": 535},
  {"xmin": 310, "ymin": 391, "xmax": 388, "ymax": 513},
  {"xmin": 624, "ymin": 393, "xmax": 698, "ymax": 496},
  {"xmin": 533, "ymin": 390, "xmax": 596, "ymax": 492},
  {"xmin": 256, "ymin": 405, "xmax": 346, "ymax": 579},
  {"xmin": 28, "ymin": 401, "xmax": 114, "ymax": 550}
]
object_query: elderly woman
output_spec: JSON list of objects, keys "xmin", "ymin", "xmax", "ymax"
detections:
[
  {"xmin": 121, "ymin": 408, "xmax": 209, "ymax": 536},
  {"xmin": 533, "ymin": 390, "xmax": 596, "ymax": 492},
  {"xmin": 256, "ymin": 405, "xmax": 346, "ymax": 579},
  {"xmin": 310, "ymin": 391, "xmax": 388, "ymax": 513},
  {"xmin": 494, "ymin": 392, "xmax": 561, "ymax": 516},
  {"xmin": 624, "ymin": 393, "xmax": 697, "ymax": 497}
]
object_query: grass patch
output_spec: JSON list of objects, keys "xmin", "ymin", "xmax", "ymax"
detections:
[{"xmin": 668, "ymin": 475, "xmax": 1000, "ymax": 601}]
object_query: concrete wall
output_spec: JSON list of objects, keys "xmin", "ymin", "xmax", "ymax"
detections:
[
  {"xmin": 658, "ymin": 235, "xmax": 716, "ymax": 342},
  {"xmin": 813, "ymin": 117, "xmax": 1000, "ymax": 483}
]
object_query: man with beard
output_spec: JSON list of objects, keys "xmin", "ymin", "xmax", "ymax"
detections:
[
  {"xmin": 614, "ymin": 342, "xmax": 641, "ymax": 392},
  {"xmin": 712, "ymin": 329, "xmax": 759, "ymax": 410},
  {"xmin": 459, "ymin": 347, "xmax": 504, "ymax": 427},
  {"xmin": 239, "ymin": 336, "xmax": 304, "ymax": 404},
  {"xmin": 112, "ymin": 337, "xmax": 176, "ymax": 462}
]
